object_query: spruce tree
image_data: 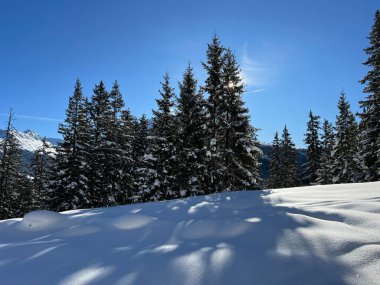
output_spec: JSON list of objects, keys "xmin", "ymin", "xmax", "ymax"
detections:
[
  {"xmin": 88, "ymin": 80, "xmax": 134, "ymax": 207},
  {"xmin": 26, "ymin": 137, "xmax": 51, "ymax": 212},
  {"xmin": 317, "ymin": 119, "xmax": 335, "ymax": 184},
  {"xmin": 268, "ymin": 132, "xmax": 282, "ymax": 189},
  {"xmin": 132, "ymin": 114, "xmax": 152, "ymax": 202},
  {"xmin": 358, "ymin": 10, "xmax": 380, "ymax": 181},
  {"xmin": 132, "ymin": 114, "xmax": 150, "ymax": 165},
  {"xmin": 149, "ymin": 74, "xmax": 178, "ymax": 201},
  {"xmin": 50, "ymin": 79, "xmax": 92, "ymax": 211},
  {"xmin": 0, "ymin": 111, "xmax": 23, "ymax": 219},
  {"xmin": 302, "ymin": 111, "xmax": 321, "ymax": 185},
  {"xmin": 117, "ymin": 107, "xmax": 136, "ymax": 204},
  {"xmin": 89, "ymin": 80, "xmax": 116, "ymax": 206},
  {"xmin": 174, "ymin": 64, "xmax": 207, "ymax": 197},
  {"xmin": 280, "ymin": 125, "xmax": 298, "ymax": 188},
  {"xmin": 220, "ymin": 49, "xmax": 260, "ymax": 190},
  {"xmin": 202, "ymin": 35, "xmax": 229, "ymax": 193},
  {"xmin": 107, "ymin": 80, "xmax": 135, "ymax": 205},
  {"xmin": 332, "ymin": 91, "xmax": 359, "ymax": 183}
]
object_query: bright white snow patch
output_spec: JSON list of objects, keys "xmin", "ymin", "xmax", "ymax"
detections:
[
  {"xmin": 112, "ymin": 214, "xmax": 155, "ymax": 230},
  {"xmin": 1, "ymin": 182, "xmax": 380, "ymax": 284},
  {"xmin": 19, "ymin": 210, "xmax": 69, "ymax": 230}
]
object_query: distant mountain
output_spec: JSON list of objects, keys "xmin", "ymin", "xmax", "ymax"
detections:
[{"xmin": 0, "ymin": 129, "xmax": 58, "ymax": 173}]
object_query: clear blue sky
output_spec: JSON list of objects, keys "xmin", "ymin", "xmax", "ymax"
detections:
[{"xmin": 0, "ymin": 0, "xmax": 378, "ymax": 146}]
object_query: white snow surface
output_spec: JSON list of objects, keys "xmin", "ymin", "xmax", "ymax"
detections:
[{"xmin": 1, "ymin": 182, "xmax": 380, "ymax": 285}]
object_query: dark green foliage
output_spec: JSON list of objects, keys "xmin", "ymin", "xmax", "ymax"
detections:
[
  {"xmin": 202, "ymin": 35, "xmax": 227, "ymax": 194},
  {"xmin": 202, "ymin": 36, "xmax": 260, "ymax": 193},
  {"xmin": 116, "ymin": 108, "xmax": 136, "ymax": 204},
  {"xmin": 302, "ymin": 111, "xmax": 321, "ymax": 185},
  {"xmin": 90, "ymin": 81, "xmax": 135, "ymax": 206},
  {"xmin": 0, "ymin": 111, "xmax": 24, "ymax": 219},
  {"xmin": 50, "ymin": 80, "xmax": 92, "ymax": 211},
  {"xmin": 220, "ymin": 49, "xmax": 260, "ymax": 190},
  {"xmin": 175, "ymin": 64, "xmax": 207, "ymax": 196},
  {"xmin": 358, "ymin": 10, "xmax": 380, "ymax": 181},
  {"xmin": 26, "ymin": 137, "xmax": 52, "ymax": 212},
  {"xmin": 149, "ymin": 74, "xmax": 178, "ymax": 200},
  {"xmin": 332, "ymin": 91, "xmax": 359, "ymax": 183},
  {"xmin": 268, "ymin": 126, "xmax": 298, "ymax": 189},
  {"xmin": 268, "ymin": 132, "xmax": 282, "ymax": 189},
  {"xmin": 89, "ymin": 80, "xmax": 116, "ymax": 206},
  {"xmin": 280, "ymin": 126, "xmax": 298, "ymax": 188},
  {"xmin": 317, "ymin": 119, "xmax": 335, "ymax": 184},
  {"xmin": 132, "ymin": 114, "xmax": 152, "ymax": 202}
]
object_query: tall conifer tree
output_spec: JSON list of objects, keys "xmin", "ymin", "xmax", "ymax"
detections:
[
  {"xmin": 50, "ymin": 80, "xmax": 92, "ymax": 211},
  {"xmin": 268, "ymin": 132, "xmax": 282, "ymax": 189},
  {"xmin": 89, "ymin": 81, "xmax": 118, "ymax": 206},
  {"xmin": 317, "ymin": 119, "xmax": 335, "ymax": 184},
  {"xmin": 175, "ymin": 64, "xmax": 207, "ymax": 196},
  {"xmin": 302, "ymin": 111, "xmax": 321, "ymax": 184},
  {"xmin": 221, "ymin": 49, "xmax": 260, "ymax": 190},
  {"xmin": 26, "ymin": 138, "xmax": 51, "ymax": 212},
  {"xmin": 332, "ymin": 91, "xmax": 359, "ymax": 183},
  {"xmin": 358, "ymin": 10, "xmax": 380, "ymax": 181},
  {"xmin": 202, "ymin": 35, "xmax": 229, "ymax": 193},
  {"xmin": 280, "ymin": 126, "xmax": 298, "ymax": 188},
  {"xmin": 149, "ymin": 74, "xmax": 178, "ymax": 200},
  {"xmin": 0, "ymin": 111, "xmax": 23, "ymax": 219},
  {"xmin": 132, "ymin": 114, "xmax": 152, "ymax": 202}
]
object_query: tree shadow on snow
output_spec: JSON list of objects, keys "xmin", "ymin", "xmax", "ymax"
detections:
[{"xmin": 0, "ymin": 190, "xmax": 351, "ymax": 285}]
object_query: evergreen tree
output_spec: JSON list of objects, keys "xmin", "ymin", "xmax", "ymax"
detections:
[
  {"xmin": 332, "ymin": 91, "xmax": 359, "ymax": 183},
  {"xmin": 50, "ymin": 80, "xmax": 92, "ymax": 211},
  {"xmin": 132, "ymin": 114, "xmax": 152, "ymax": 202},
  {"xmin": 89, "ymin": 80, "xmax": 116, "ymax": 206},
  {"xmin": 268, "ymin": 132, "xmax": 282, "ymax": 189},
  {"xmin": 117, "ymin": 107, "xmax": 136, "ymax": 204},
  {"xmin": 220, "ymin": 49, "xmax": 260, "ymax": 190},
  {"xmin": 132, "ymin": 114, "xmax": 150, "ymax": 165},
  {"xmin": 302, "ymin": 111, "xmax": 321, "ymax": 185},
  {"xmin": 109, "ymin": 80, "xmax": 125, "ymax": 120},
  {"xmin": 25, "ymin": 138, "xmax": 51, "ymax": 212},
  {"xmin": 149, "ymin": 74, "xmax": 178, "ymax": 201},
  {"xmin": 108, "ymin": 80, "xmax": 135, "ymax": 205},
  {"xmin": 358, "ymin": 10, "xmax": 380, "ymax": 181},
  {"xmin": 202, "ymin": 35, "xmax": 229, "ymax": 193},
  {"xmin": 280, "ymin": 125, "xmax": 298, "ymax": 188},
  {"xmin": 317, "ymin": 119, "xmax": 335, "ymax": 184},
  {"xmin": 0, "ymin": 111, "xmax": 23, "ymax": 219},
  {"xmin": 175, "ymin": 64, "xmax": 207, "ymax": 197},
  {"xmin": 89, "ymin": 80, "xmax": 134, "ymax": 207}
]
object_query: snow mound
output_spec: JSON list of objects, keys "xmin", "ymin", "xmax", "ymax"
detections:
[
  {"xmin": 1, "ymin": 182, "xmax": 380, "ymax": 285},
  {"xmin": 19, "ymin": 210, "xmax": 68, "ymax": 231},
  {"xmin": 112, "ymin": 214, "xmax": 155, "ymax": 230}
]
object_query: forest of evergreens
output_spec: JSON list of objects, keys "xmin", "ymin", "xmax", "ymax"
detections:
[{"xmin": 1, "ymin": 10, "xmax": 380, "ymax": 220}]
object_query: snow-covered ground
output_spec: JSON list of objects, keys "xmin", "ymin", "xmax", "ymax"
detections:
[{"xmin": 0, "ymin": 182, "xmax": 380, "ymax": 285}]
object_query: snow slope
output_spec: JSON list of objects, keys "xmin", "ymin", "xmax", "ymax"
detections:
[
  {"xmin": 0, "ymin": 182, "xmax": 380, "ymax": 285},
  {"xmin": 0, "ymin": 129, "xmax": 58, "ymax": 153}
]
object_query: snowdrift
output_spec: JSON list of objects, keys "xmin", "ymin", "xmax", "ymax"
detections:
[{"xmin": 0, "ymin": 182, "xmax": 380, "ymax": 284}]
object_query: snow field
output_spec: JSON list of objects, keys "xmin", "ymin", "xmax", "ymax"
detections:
[{"xmin": 0, "ymin": 182, "xmax": 379, "ymax": 284}]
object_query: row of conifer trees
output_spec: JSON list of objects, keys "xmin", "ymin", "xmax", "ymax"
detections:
[
  {"xmin": 268, "ymin": 91, "xmax": 363, "ymax": 189},
  {"xmin": 267, "ymin": 10, "xmax": 380, "ymax": 189},
  {"xmin": 0, "ymin": 36, "xmax": 261, "ymax": 219}
]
